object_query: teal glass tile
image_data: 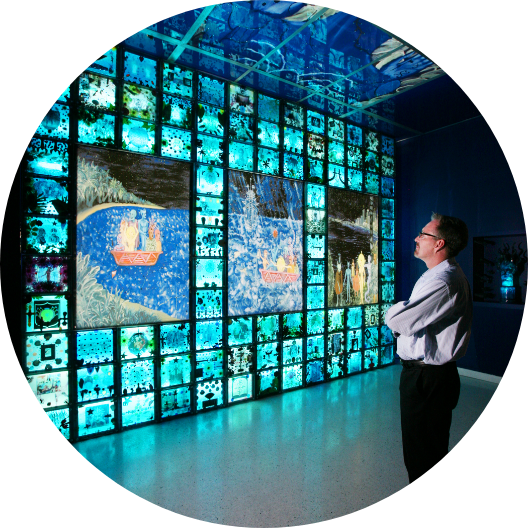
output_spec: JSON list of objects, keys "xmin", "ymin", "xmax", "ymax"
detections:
[
  {"xmin": 380, "ymin": 345, "xmax": 394, "ymax": 365},
  {"xmin": 257, "ymin": 314, "xmax": 279, "ymax": 342},
  {"xmin": 347, "ymin": 145, "xmax": 363, "ymax": 170},
  {"xmin": 307, "ymin": 285, "xmax": 324, "ymax": 309},
  {"xmin": 307, "ymin": 260, "xmax": 325, "ymax": 284},
  {"xmin": 283, "ymin": 312, "xmax": 303, "ymax": 338},
  {"xmin": 328, "ymin": 140, "xmax": 345, "ymax": 165},
  {"xmin": 196, "ymin": 319, "xmax": 223, "ymax": 350},
  {"xmin": 122, "ymin": 393, "xmax": 155, "ymax": 427},
  {"xmin": 228, "ymin": 346, "xmax": 253, "ymax": 376},
  {"xmin": 307, "ymin": 234, "xmax": 325, "ymax": 258},
  {"xmin": 381, "ymin": 198, "xmax": 395, "ymax": 219},
  {"xmin": 24, "ymin": 255, "xmax": 68, "ymax": 293},
  {"xmin": 87, "ymin": 47, "xmax": 116, "ymax": 77},
  {"xmin": 365, "ymin": 172, "xmax": 379, "ymax": 194},
  {"xmin": 365, "ymin": 151, "xmax": 379, "ymax": 172},
  {"xmin": 124, "ymin": 52, "xmax": 157, "ymax": 88},
  {"xmin": 258, "ymin": 93, "xmax": 279, "ymax": 122},
  {"xmin": 283, "ymin": 127, "xmax": 303, "ymax": 154},
  {"xmin": 162, "ymin": 94, "xmax": 193, "ymax": 128},
  {"xmin": 198, "ymin": 75, "xmax": 225, "ymax": 106},
  {"xmin": 307, "ymin": 110, "xmax": 325, "ymax": 134},
  {"xmin": 348, "ymin": 168, "xmax": 362, "ymax": 191},
  {"xmin": 381, "ymin": 176, "xmax": 395, "ymax": 198},
  {"xmin": 307, "ymin": 208, "xmax": 325, "ymax": 234},
  {"xmin": 163, "ymin": 64, "xmax": 193, "ymax": 97},
  {"xmin": 308, "ymin": 133, "xmax": 324, "ymax": 159},
  {"xmin": 161, "ymin": 386, "xmax": 192, "ymax": 418},
  {"xmin": 228, "ymin": 374, "xmax": 253, "ymax": 402},
  {"xmin": 229, "ymin": 113, "xmax": 254, "ymax": 142},
  {"xmin": 197, "ymin": 134, "xmax": 225, "ymax": 165},
  {"xmin": 78, "ymin": 400, "xmax": 115, "ymax": 436},
  {"xmin": 326, "ymin": 354, "xmax": 345, "ymax": 379},
  {"xmin": 228, "ymin": 316, "xmax": 253, "ymax": 346},
  {"xmin": 230, "ymin": 85, "xmax": 255, "ymax": 115},
  {"xmin": 283, "ymin": 152, "xmax": 303, "ymax": 179},
  {"xmin": 328, "ymin": 163, "xmax": 345, "ymax": 188},
  {"xmin": 382, "ymin": 219, "xmax": 395, "ymax": 239},
  {"xmin": 198, "ymin": 103, "xmax": 225, "ymax": 136},
  {"xmin": 364, "ymin": 347, "xmax": 379, "ymax": 369},
  {"xmin": 25, "ymin": 294, "xmax": 68, "ymax": 333},
  {"xmin": 306, "ymin": 360, "xmax": 324, "ymax": 383},
  {"xmin": 123, "ymin": 118, "xmax": 155, "ymax": 153},
  {"xmin": 307, "ymin": 158, "xmax": 324, "ymax": 183},
  {"xmin": 257, "ymin": 120, "xmax": 280, "ymax": 148},
  {"xmin": 328, "ymin": 332, "xmax": 344, "ymax": 356},
  {"xmin": 26, "ymin": 137, "xmax": 68, "ymax": 178},
  {"xmin": 160, "ymin": 354, "xmax": 191, "ymax": 387},
  {"xmin": 347, "ymin": 329, "xmax": 362, "ymax": 352},
  {"xmin": 306, "ymin": 310, "xmax": 325, "ymax": 335},
  {"xmin": 364, "ymin": 327, "xmax": 379, "ymax": 349},
  {"xmin": 196, "ymin": 289, "xmax": 223, "ymax": 319},
  {"xmin": 381, "ymin": 240, "xmax": 394, "ymax": 261},
  {"xmin": 284, "ymin": 102, "xmax": 304, "ymax": 128},
  {"xmin": 160, "ymin": 125, "xmax": 191, "ymax": 160},
  {"xmin": 382, "ymin": 155, "xmax": 395, "ymax": 177},
  {"xmin": 307, "ymin": 183, "xmax": 325, "ymax": 208},
  {"xmin": 197, "ymin": 164, "xmax": 223, "ymax": 196},
  {"xmin": 257, "ymin": 369, "xmax": 279, "ymax": 397},
  {"xmin": 28, "ymin": 371, "xmax": 68, "ymax": 408},
  {"xmin": 282, "ymin": 364, "xmax": 303, "ymax": 390},
  {"xmin": 381, "ymin": 325, "xmax": 393, "ymax": 346},
  {"xmin": 381, "ymin": 135, "xmax": 395, "ymax": 156},
  {"xmin": 36, "ymin": 104, "xmax": 69, "ymax": 139},
  {"xmin": 364, "ymin": 305, "xmax": 380, "ymax": 327},
  {"xmin": 258, "ymin": 147, "xmax": 280, "ymax": 175},
  {"xmin": 79, "ymin": 73, "xmax": 116, "ymax": 110},
  {"xmin": 347, "ymin": 124, "xmax": 362, "ymax": 146},
  {"xmin": 382, "ymin": 282, "xmax": 395, "ymax": 302},
  {"xmin": 160, "ymin": 323, "xmax": 190, "ymax": 355},
  {"xmin": 347, "ymin": 351, "xmax": 362, "ymax": 373},
  {"xmin": 347, "ymin": 306, "xmax": 362, "ymax": 329},
  {"xmin": 25, "ymin": 332, "xmax": 68, "ymax": 372},
  {"xmin": 196, "ymin": 195, "xmax": 224, "ymax": 226},
  {"xmin": 229, "ymin": 141, "xmax": 254, "ymax": 171},
  {"xmin": 77, "ymin": 329, "xmax": 113, "ymax": 365},
  {"xmin": 257, "ymin": 342, "xmax": 279, "ymax": 369},
  {"xmin": 121, "ymin": 359, "xmax": 154, "ymax": 395},
  {"xmin": 381, "ymin": 261, "xmax": 395, "ymax": 282},
  {"xmin": 380, "ymin": 303, "xmax": 393, "ymax": 325},
  {"xmin": 77, "ymin": 364, "xmax": 114, "ymax": 401},
  {"xmin": 196, "ymin": 227, "xmax": 224, "ymax": 257},
  {"xmin": 307, "ymin": 334, "xmax": 325, "ymax": 360},
  {"xmin": 123, "ymin": 83, "xmax": 156, "ymax": 121},
  {"xmin": 196, "ymin": 349, "xmax": 224, "ymax": 381},
  {"xmin": 328, "ymin": 309, "xmax": 344, "ymax": 332},
  {"xmin": 78, "ymin": 112, "xmax": 115, "ymax": 147},
  {"xmin": 24, "ymin": 217, "xmax": 68, "ymax": 255},
  {"xmin": 46, "ymin": 408, "xmax": 70, "ymax": 439},
  {"xmin": 120, "ymin": 327, "xmax": 155, "ymax": 360},
  {"xmin": 196, "ymin": 379, "xmax": 224, "ymax": 410},
  {"xmin": 328, "ymin": 117, "xmax": 345, "ymax": 141},
  {"xmin": 366, "ymin": 130, "xmax": 379, "ymax": 152}
]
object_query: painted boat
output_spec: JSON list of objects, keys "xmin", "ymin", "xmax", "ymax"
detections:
[
  {"xmin": 259, "ymin": 268, "xmax": 300, "ymax": 284},
  {"xmin": 110, "ymin": 250, "xmax": 162, "ymax": 266}
]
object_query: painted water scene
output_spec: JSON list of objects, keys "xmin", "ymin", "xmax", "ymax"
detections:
[
  {"xmin": 228, "ymin": 171, "xmax": 303, "ymax": 315},
  {"xmin": 76, "ymin": 146, "xmax": 190, "ymax": 328},
  {"xmin": 328, "ymin": 189, "xmax": 378, "ymax": 306}
]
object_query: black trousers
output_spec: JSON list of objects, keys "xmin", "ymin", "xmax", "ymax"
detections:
[{"xmin": 399, "ymin": 361, "xmax": 460, "ymax": 483}]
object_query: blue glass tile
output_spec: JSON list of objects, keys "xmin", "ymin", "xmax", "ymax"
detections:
[
  {"xmin": 328, "ymin": 332, "xmax": 344, "ymax": 356},
  {"xmin": 348, "ymin": 168, "xmax": 362, "ymax": 191},
  {"xmin": 365, "ymin": 151, "xmax": 379, "ymax": 172},
  {"xmin": 347, "ymin": 306, "xmax": 362, "ymax": 329},
  {"xmin": 283, "ymin": 312, "xmax": 303, "ymax": 338},
  {"xmin": 196, "ymin": 227, "xmax": 224, "ymax": 257},
  {"xmin": 326, "ymin": 354, "xmax": 345, "ymax": 379},
  {"xmin": 160, "ymin": 323, "xmax": 190, "ymax": 355},
  {"xmin": 163, "ymin": 64, "xmax": 193, "ymax": 98},
  {"xmin": 78, "ymin": 400, "xmax": 115, "ymax": 436},
  {"xmin": 257, "ymin": 342, "xmax": 279, "ymax": 370},
  {"xmin": 347, "ymin": 145, "xmax": 363, "ymax": 170},
  {"xmin": 364, "ymin": 305, "xmax": 380, "ymax": 327},
  {"xmin": 25, "ymin": 332, "xmax": 68, "ymax": 372},
  {"xmin": 196, "ymin": 320, "xmax": 223, "ymax": 350},
  {"xmin": 284, "ymin": 102, "xmax": 304, "ymax": 128},
  {"xmin": 307, "ymin": 158, "xmax": 324, "ymax": 183},
  {"xmin": 24, "ymin": 177, "xmax": 68, "ymax": 216},
  {"xmin": 347, "ymin": 124, "xmax": 362, "ymax": 146},
  {"xmin": 307, "ymin": 335, "xmax": 325, "ymax": 360},
  {"xmin": 229, "ymin": 141, "xmax": 254, "ymax": 171},
  {"xmin": 282, "ymin": 338, "xmax": 303, "ymax": 365},
  {"xmin": 307, "ymin": 285, "xmax": 324, "ymax": 309},
  {"xmin": 258, "ymin": 94, "xmax": 279, "ymax": 123},
  {"xmin": 381, "ymin": 198, "xmax": 395, "ymax": 219},
  {"xmin": 306, "ymin": 208, "xmax": 326, "ymax": 234},
  {"xmin": 382, "ymin": 282, "xmax": 395, "ymax": 302},
  {"xmin": 124, "ymin": 52, "xmax": 157, "ymax": 88},
  {"xmin": 228, "ymin": 317, "xmax": 253, "ymax": 346},
  {"xmin": 380, "ymin": 345, "xmax": 394, "ymax": 365},
  {"xmin": 381, "ymin": 135, "xmax": 395, "ymax": 156},
  {"xmin": 228, "ymin": 374, "xmax": 253, "ymax": 402},
  {"xmin": 308, "ymin": 133, "xmax": 324, "ymax": 159},
  {"xmin": 46, "ymin": 408, "xmax": 70, "ymax": 439},
  {"xmin": 78, "ymin": 112, "xmax": 115, "ymax": 147},
  {"xmin": 122, "ymin": 393, "xmax": 155, "ymax": 426},
  {"xmin": 123, "ymin": 83, "xmax": 156, "ymax": 121},
  {"xmin": 26, "ymin": 138, "xmax": 68, "ymax": 178},
  {"xmin": 196, "ymin": 289, "xmax": 223, "ymax": 319},
  {"xmin": 328, "ymin": 140, "xmax": 345, "ymax": 164},
  {"xmin": 307, "ymin": 110, "xmax": 325, "ymax": 134},
  {"xmin": 380, "ymin": 304, "xmax": 393, "ymax": 326},
  {"xmin": 364, "ymin": 327, "xmax": 379, "ymax": 349},
  {"xmin": 381, "ymin": 325, "xmax": 393, "ymax": 346},
  {"xmin": 283, "ymin": 127, "xmax": 303, "ymax": 155},
  {"xmin": 328, "ymin": 309, "xmax": 345, "ymax": 332},
  {"xmin": 258, "ymin": 147, "xmax": 280, "ymax": 175},
  {"xmin": 257, "ymin": 369, "xmax": 279, "ymax": 397},
  {"xmin": 307, "ymin": 310, "xmax": 325, "ymax": 335},
  {"xmin": 77, "ymin": 329, "xmax": 113, "ymax": 365},
  {"xmin": 196, "ymin": 195, "xmax": 224, "ymax": 226},
  {"xmin": 283, "ymin": 152, "xmax": 303, "ymax": 180},
  {"xmin": 365, "ymin": 172, "xmax": 379, "ymax": 194},
  {"xmin": 229, "ymin": 113, "xmax": 254, "ymax": 142},
  {"xmin": 307, "ymin": 260, "xmax": 325, "ymax": 284},
  {"xmin": 120, "ymin": 327, "xmax": 155, "ymax": 360},
  {"xmin": 347, "ymin": 351, "xmax": 362, "ymax": 373},
  {"xmin": 77, "ymin": 364, "xmax": 114, "ymax": 401},
  {"xmin": 306, "ymin": 360, "xmax": 324, "ymax": 383},
  {"xmin": 163, "ymin": 94, "xmax": 193, "ymax": 128},
  {"xmin": 347, "ymin": 329, "xmax": 362, "ymax": 352},
  {"xmin": 381, "ymin": 261, "xmax": 395, "ymax": 282},
  {"xmin": 257, "ymin": 314, "xmax": 279, "ymax": 342},
  {"xmin": 197, "ymin": 164, "xmax": 223, "ymax": 195},
  {"xmin": 382, "ymin": 219, "xmax": 395, "ymax": 239},
  {"xmin": 121, "ymin": 359, "xmax": 154, "ymax": 394},
  {"xmin": 228, "ymin": 346, "xmax": 253, "ymax": 376},
  {"xmin": 382, "ymin": 240, "xmax": 395, "ymax": 261},
  {"xmin": 160, "ymin": 126, "xmax": 191, "ymax": 160},
  {"xmin": 307, "ymin": 234, "xmax": 325, "ymax": 258},
  {"xmin": 307, "ymin": 183, "xmax": 325, "ymax": 208},
  {"xmin": 87, "ymin": 47, "xmax": 116, "ymax": 77},
  {"xmin": 230, "ymin": 85, "xmax": 255, "ymax": 115},
  {"xmin": 328, "ymin": 164, "xmax": 345, "ymax": 188},
  {"xmin": 196, "ymin": 350, "xmax": 224, "ymax": 381},
  {"xmin": 196, "ymin": 258, "xmax": 223, "ymax": 288},
  {"xmin": 28, "ymin": 371, "xmax": 68, "ymax": 408},
  {"xmin": 282, "ymin": 364, "xmax": 303, "ymax": 390},
  {"xmin": 196, "ymin": 379, "xmax": 224, "ymax": 410},
  {"xmin": 198, "ymin": 75, "xmax": 225, "ymax": 106},
  {"xmin": 25, "ymin": 294, "xmax": 68, "ymax": 333},
  {"xmin": 364, "ymin": 348, "xmax": 379, "ymax": 369},
  {"xmin": 328, "ymin": 117, "xmax": 345, "ymax": 141},
  {"xmin": 197, "ymin": 134, "xmax": 225, "ymax": 165},
  {"xmin": 24, "ymin": 217, "xmax": 68, "ymax": 254},
  {"xmin": 123, "ymin": 118, "xmax": 155, "ymax": 153},
  {"xmin": 36, "ymin": 104, "xmax": 69, "ymax": 139},
  {"xmin": 161, "ymin": 387, "xmax": 192, "ymax": 418},
  {"xmin": 257, "ymin": 120, "xmax": 280, "ymax": 148},
  {"xmin": 79, "ymin": 73, "xmax": 116, "ymax": 110},
  {"xmin": 365, "ymin": 131, "xmax": 379, "ymax": 152},
  {"xmin": 198, "ymin": 103, "xmax": 225, "ymax": 136},
  {"xmin": 160, "ymin": 354, "xmax": 191, "ymax": 387},
  {"xmin": 381, "ymin": 155, "xmax": 395, "ymax": 177},
  {"xmin": 381, "ymin": 176, "xmax": 395, "ymax": 198}
]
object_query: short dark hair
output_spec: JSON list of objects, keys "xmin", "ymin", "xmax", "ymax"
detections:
[{"xmin": 431, "ymin": 213, "xmax": 468, "ymax": 257}]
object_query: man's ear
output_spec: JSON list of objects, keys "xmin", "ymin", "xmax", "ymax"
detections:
[{"xmin": 435, "ymin": 239, "xmax": 446, "ymax": 252}]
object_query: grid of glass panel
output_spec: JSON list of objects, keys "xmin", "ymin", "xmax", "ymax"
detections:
[{"xmin": 18, "ymin": 43, "xmax": 396, "ymax": 442}]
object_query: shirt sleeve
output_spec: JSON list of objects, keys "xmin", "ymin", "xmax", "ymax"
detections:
[{"xmin": 385, "ymin": 279, "xmax": 453, "ymax": 337}]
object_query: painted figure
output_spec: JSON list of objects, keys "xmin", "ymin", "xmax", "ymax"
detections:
[
  {"xmin": 124, "ymin": 211, "xmax": 139, "ymax": 251},
  {"xmin": 155, "ymin": 229, "xmax": 162, "ymax": 252},
  {"xmin": 364, "ymin": 254, "xmax": 373, "ymax": 302},
  {"xmin": 334, "ymin": 256, "xmax": 343, "ymax": 306},
  {"xmin": 344, "ymin": 261, "xmax": 352, "ymax": 303},
  {"xmin": 353, "ymin": 267, "xmax": 360, "ymax": 298},
  {"xmin": 145, "ymin": 222, "xmax": 157, "ymax": 251},
  {"xmin": 138, "ymin": 209, "xmax": 149, "ymax": 251},
  {"xmin": 357, "ymin": 251, "xmax": 366, "ymax": 302}
]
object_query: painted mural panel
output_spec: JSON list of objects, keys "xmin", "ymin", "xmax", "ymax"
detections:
[
  {"xmin": 76, "ymin": 146, "xmax": 190, "ymax": 328},
  {"xmin": 228, "ymin": 171, "xmax": 303, "ymax": 316},
  {"xmin": 328, "ymin": 188, "xmax": 378, "ymax": 306}
]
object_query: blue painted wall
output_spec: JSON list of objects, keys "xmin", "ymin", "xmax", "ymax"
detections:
[{"xmin": 396, "ymin": 117, "xmax": 525, "ymax": 376}]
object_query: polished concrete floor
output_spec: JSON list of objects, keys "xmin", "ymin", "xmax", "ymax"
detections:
[{"xmin": 75, "ymin": 365, "xmax": 497, "ymax": 527}]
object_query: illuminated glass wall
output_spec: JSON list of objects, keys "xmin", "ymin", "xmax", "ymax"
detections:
[{"xmin": 19, "ymin": 45, "xmax": 396, "ymax": 442}]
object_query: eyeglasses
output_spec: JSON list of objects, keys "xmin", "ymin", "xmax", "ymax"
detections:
[{"xmin": 417, "ymin": 231, "xmax": 441, "ymax": 239}]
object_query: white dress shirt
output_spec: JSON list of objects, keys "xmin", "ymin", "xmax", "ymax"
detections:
[{"xmin": 385, "ymin": 258, "xmax": 473, "ymax": 365}]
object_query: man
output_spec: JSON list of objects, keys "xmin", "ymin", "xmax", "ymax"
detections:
[{"xmin": 385, "ymin": 213, "xmax": 473, "ymax": 483}]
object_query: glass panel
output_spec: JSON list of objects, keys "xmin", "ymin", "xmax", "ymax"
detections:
[
  {"xmin": 282, "ymin": 338, "xmax": 303, "ymax": 365},
  {"xmin": 328, "ymin": 117, "xmax": 344, "ymax": 141},
  {"xmin": 307, "ymin": 158, "xmax": 324, "ymax": 183},
  {"xmin": 120, "ymin": 327, "xmax": 155, "ymax": 359},
  {"xmin": 365, "ymin": 151, "xmax": 379, "ymax": 172},
  {"xmin": 122, "ymin": 393, "xmax": 155, "ymax": 426},
  {"xmin": 381, "ymin": 155, "xmax": 395, "ymax": 177},
  {"xmin": 347, "ymin": 351, "xmax": 362, "ymax": 373},
  {"xmin": 382, "ymin": 283, "xmax": 395, "ymax": 303},
  {"xmin": 283, "ymin": 127, "xmax": 303, "ymax": 155},
  {"xmin": 229, "ymin": 113, "xmax": 253, "ymax": 143},
  {"xmin": 348, "ymin": 168, "xmax": 362, "ymax": 191},
  {"xmin": 228, "ymin": 317, "xmax": 253, "ymax": 346},
  {"xmin": 347, "ymin": 329, "xmax": 362, "ymax": 352},
  {"xmin": 365, "ymin": 172, "xmax": 379, "ymax": 194},
  {"xmin": 196, "ymin": 350, "xmax": 224, "ymax": 381},
  {"xmin": 364, "ymin": 327, "xmax": 379, "ymax": 349},
  {"xmin": 307, "ymin": 260, "xmax": 325, "ymax": 284},
  {"xmin": 328, "ymin": 332, "xmax": 344, "ymax": 356},
  {"xmin": 160, "ymin": 125, "xmax": 191, "ymax": 159},
  {"xmin": 160, "ymin": 323, "xmax": 190, "ymax": 355},
  {"xmin": 258, "ymin": 147, "xmax": 280, "ymax": 175},
  {"xmin": 77, "ymin": 329, "xmax": 113, "ymax": 366},
  {"xmin": 79, "ymin": 73, "xmax": 116, "ymax": 110},
  {"xmin": 257, "ymin": 368, "xmax": 279, "ymax": 396},
  {"xmin": 28, "ymin": 371, "xmax": 68, "ymax": 408},
  {"xmin": 197, "ymin": 164, "xmax": 223, "ymax": 196},
  {"xmin": 196, "ymin": 258, "xmax": 223, "ymax": 288},
  {"xmin": 78, "ymin": 111, "xmax": 115, "ymax": 147},
  {"xmin": 282, "ymin": 364, "xmax": 302, "ymax": 390},
  {"xmin": 307, "ymin": 110, "xmax": 325, "ymax": 134},
  {"xmin": 364, "ymin": 348, "xmax": 379, "ymax": 369},
  {"xmin": 229, "ymin": 141, "xmax": 254, "ymax": 171},
  {"xmin": 347, "ymin": 145, "xmax": 363, "ymax": 170},
  {"xmin": 196, "ymin": 227, "xmax": 224, "ymax": 257},
  {"xmin": 328, "ymin": 164, "xmax": 345, "ymax": 188},
  {"xmin": 327, "ymin": 354, "xmax": 345, "ymax": 379},
  {"xmin": 307, "ymin": 285, "xmax": 324, "ymax": 309},
  {"xmin": 121, "ymin": 359, "xmax": 154, "ymax": 395},
  {"xmin": 25, "ymin": 294, "xmax": 68, "ymax": 332},
  {"xmin": 283, "ymin": 153, "xmax": 303, "ymax": 180},
  {"xmin": 123, "ymin": 118, "xmax": 155, "ymax": 153},
  {"xmin": 36, "ymin": 104, "xmax": 69, "ymax": 139},
  {"xmin": 196, "ymin": 195, "xmax": 224, "ymax": 227},
  {"xmin": 77, "ymin": 364, "xmax": 114, "ymax": 402},
  {"xmin": 364, "ymin": 305, "xmax": 380, "ymax": 327},
  {"xmin": 24, "ymin": 256, "xmax": 68, "ymax": 293},
  {"xmin": 163, "ymin": 64, "xmax": 193, "ymax": 97},
  {"xmin": 380, "ymin": 303, "xmax": 393, "ymax": 325},
  {"xmin": 196, "ymin": 289, "xmax": 223, "ymax": 319},
  {"xmin": 284, "ymin": 102, "xmax": 304, "ymax": 128},
  {"xmin": 228, "ymin": 374, "xmax": 253, "ymax": 402},
  {"xmin": 46, "ymin": 408, "xmax": 70, "ymax": 439},
  {"xmin": 196, "ymin": 320, "xmax": 223, "ymax": 350},
  {"xmin": 328, "ymin": 140, "xmax": 344, "ymax": 164},
  {"xmin": 87, "ymin": 47, "xmax": 117, "ymax": 77},
  {"xmin": 380, "ymin": 345, "xmax": 394, "ymax": 365},
  {"xmin": 124, "ymin": 52, "xmax": 157, "ymax": 88},
  {"xmin": 258, "ymin": 94, "xmax": 279, "ymax": 123},
  {"xmin": 306, "ymin": 334, "xmax": 325, "ymax": 360},
  {"xmin": 381, "ymin": 262, "xmax": 395, "ymax": 282},
  {"xmin": 347, "ymin": 306, "xmax": 362, "ymax": 329},
  {"xmin": 381, "ymin": 135, "xmax": 395, "ymax": 156},
  {"xmin": 198, "ymin": 75, "xmax": 225, "ymax": 106},
  {"xmin": 328, "ymin": 309, "xmax": 345, "ymax": 332},
  {"xmin": 282, "ymin": 312, "xmax": 303, "ymax": 338},
  {"xmin": 257, "ymin": 314, "xmax": 279, "ymax": 342},
  {"xmin": 381, "ymin": 176, "xmax": 395, "ymax": 198},
  {"xmin": 380, "ymin": 325, "xmax": 393, "ymax": 346},
  {"xmin": 307, "ymin": 184, "xmax": 325, "ymax": 208},
  {"xmin": 197, "ymin": 134, "xmax": 225, "ymax": 165},
  {"xmin": 365, "ymin": 131, "xmax": 379, "ymax": 152},
  {"xmin": 160, "ymin": 354, "xmax": 191, "ymax": 387},
  {"xmin": 257, "ymin": 342, "xmax": 279, "ymax": 369},
  {"xmin": 307, "ymin": 209, "xmax": 326, "ymax": 234},
  {"xmin": 26, "ymin": 138, "xmax": 68, "ymax": 177},
  {"xmin": 123, "ymin": 83, "xmax": 156, "ymax": 121},
  {"xmin": 198, "ymin": 103, "xmax": 225, "ymax": 136},
  {"xmin": 228, "ymin": 346, "xmax": 253, "ymax": 376},
  {"xmin": 25, "ymin": 332, "xmax": 68, "ymax": 372},
  {"xmin": 306, "ymin": 360, "xmax": 324, "ymax": 383},
  {"xmin": 162, "ymin": 94, "xmax": 193, "ymax": 128},
  {"xmin": 381, "ymin": 198, "xmax": 395, "ymax": 219},
  {"xmin": 230, "ymin": 85, "xmax": 255, "ymax": 115},
  {"xmin": 382, "ymin": 219, "xmax": 395, "ymax": 239},
  {"xmin": 307, "ymin": 234, "xmax": 325, "ymax": 258},
  {"xmin": 306, "ymin": 310, "xmax": 324, "ymax": 336},
  {"xmin": 257, "ymin": 120, "xmax": 279, "ymax": 148},
  {"xmin": 196, "ymin": 379, "xmax": 224, "ymax": 411},
  {"xmin": 78, "ymin": 400, "xmax": 115, "ymax": 436},
  {"xmin": 24, "ymin": 217, "xmax": 68, "ymax": 254},
  {"xmin": 161, "ymin": 386, "xmax": 192, "ymax": 418},
  {"xmin": 307, "ymin": 133, "xmax": 324, "ymax": 159},
  {"xmin": 347, "ymin": 124, "xmax": 362, "ymax": 146}
]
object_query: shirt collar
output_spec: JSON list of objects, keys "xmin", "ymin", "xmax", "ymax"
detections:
[{"xmin": 422, "ymin": 258, "xmax": 456, "ymax": 279}]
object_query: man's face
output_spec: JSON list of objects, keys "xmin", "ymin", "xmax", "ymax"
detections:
[{"xmin": 414, "ymin": 219, "xmax": 441, "ymax": 262}]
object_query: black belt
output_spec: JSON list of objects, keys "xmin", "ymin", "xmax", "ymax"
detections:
[{"xmin": 400, "ymin": 359, "xmax": 456, "ymax": 368}]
